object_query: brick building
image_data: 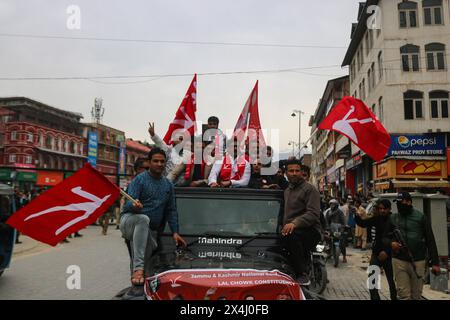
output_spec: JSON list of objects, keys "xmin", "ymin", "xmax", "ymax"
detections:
[{"xmin": 0, "ymin": 97, "xmax": 86, "ymax": 190}]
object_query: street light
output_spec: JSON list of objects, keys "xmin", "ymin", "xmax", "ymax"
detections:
[
  {"xmin": 291, "ymin": 109, "xmax": 305, "ymax": 158},
  {"xmin": 288, "ymin": 141, "xmax": 297, "ymax": 157}
]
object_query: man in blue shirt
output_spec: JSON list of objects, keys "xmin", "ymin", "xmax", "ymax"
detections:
[{"xmin": 120, "ymin": 148, "xmax": 186, "ymax": 286}]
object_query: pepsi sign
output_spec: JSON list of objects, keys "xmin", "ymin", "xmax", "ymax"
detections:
[{"xmin": 388, "ymin": 134, "xmax": 446, "ymax": 157}]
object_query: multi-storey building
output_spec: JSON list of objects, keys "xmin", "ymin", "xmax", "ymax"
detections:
[
  {"xmin": 310, "ymin": 76, "xmax": 350, "ymax": 197},
  {"xmin": 0, "ymin": 97, "xmax": 86, "ymax": 190},
  {"xmin": 342, "ymin": 0, "xmax": 450, "ymax": 193},
  {"xmin": 82, "ymin": 123, "xmax": 125, "ymax": 185}
]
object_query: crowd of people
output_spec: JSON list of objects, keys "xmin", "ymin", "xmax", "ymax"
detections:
[{"xmin": 319, "ymin": 191, "xmax": 441, "ymax": 300}]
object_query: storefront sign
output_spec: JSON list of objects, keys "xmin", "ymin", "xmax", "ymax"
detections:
[
  {"xmin": 0, "ymin": 169, "xmax": 13, "ymax": 181},
  {"xmin": 36, "ymin": 171, "xmax": 64, "ymax": 186},
  {"xmin": 396, "ymin": 160, "xmax": 443, "ymax": 177},
  {"xmin": 327, "ymin": 167, "xmax": 336, "ymax": 183},
  {"xmin": 87, "ymin": 131, "xmax": 98, "ymax": 168},
  {"xmin": 339, "ymin": 167, "xmax": 346, "ymax": 182},
  {"xmin": 17, "ymin": 171, "xmax": 37, "ymax": 182},
  {"xmin": 388, "ymin": 134, "xmax": 446, "ymax": 157},
  {"xmin": 375, "ymin": 162, "xmax": 390, "ymax": 179},
  {"xmin": 346, "ymin": 153, "xmax": 363, "ymax": 170},
  {"xmin": 447, "ymin": 148, "xmax": 450, "ymax": 178},
  {"xmin": 118, "ymin": 143, "xmax": 126, "ymax": 175}
]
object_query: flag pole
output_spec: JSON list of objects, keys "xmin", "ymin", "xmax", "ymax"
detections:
[{"xmin": 119, "ymin": 189, "xmax": 139, "ymax": 205}]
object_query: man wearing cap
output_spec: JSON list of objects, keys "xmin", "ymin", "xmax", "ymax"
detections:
[{"xmin": 383, "ymin": 192, "xmax": 440, "ymax": 300}]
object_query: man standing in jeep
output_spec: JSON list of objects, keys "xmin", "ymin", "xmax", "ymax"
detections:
[{"xmin": 282, "ymin": 160, "xmax": 322, "ymax": 286}]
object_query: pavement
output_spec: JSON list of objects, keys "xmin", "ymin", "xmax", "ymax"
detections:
[
  {"xmin": 1, "ymin": 225, "xmax": 130, "ymax": 300},
  {"xmin": 323, "ymin": 247, "xmax": 450, "ymax": 300}
]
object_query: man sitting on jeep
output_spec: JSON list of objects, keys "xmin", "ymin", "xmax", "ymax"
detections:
[
  {"xmin": 281, "ymin": 160, "xmax": 322, "ymax": 286},
  {"xmin": 120, "ymin": 148, "xmax": 187, "ymax": 286}
]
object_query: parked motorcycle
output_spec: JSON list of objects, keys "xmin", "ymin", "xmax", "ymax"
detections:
[{"xmin": 308, "ymin": 242, "xmax": 328, "ymax": 294}]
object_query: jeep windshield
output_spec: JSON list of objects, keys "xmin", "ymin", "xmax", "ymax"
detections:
[{"xmin": 172, "ymin": 189, "xmax": 282, "ymax": 237}]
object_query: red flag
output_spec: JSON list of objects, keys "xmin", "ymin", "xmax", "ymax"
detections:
[
  {"xmin": 247, "ymin": 81, "xmax": 267, "ymax": 148},
  {"xmin": 232, "ymin": 82, "xmax": 255, "ymax": 138},
  {"xmin": 6, "ymin": 163, "xmax": 120, "ymax": 246},
  {"xmin": 163, "ymin": 74, "xmax": 197, "ymax": 145},
  {"xmin": 318, "ymin": 96, "xmax": 391, "ymax": 162}
]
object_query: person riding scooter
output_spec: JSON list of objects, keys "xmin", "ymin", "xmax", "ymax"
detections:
[{"xmin": 325, "ymin": 199, "xmax": 348, "ymax": 263}]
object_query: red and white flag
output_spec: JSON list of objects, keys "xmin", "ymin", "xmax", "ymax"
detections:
[
  {"xmin": 163, "ymin": 74, "xmax": 197, "ymax": 145},
  {"xmin": 232, "ymin": 82, "xmax": 255, "ymax": 138},
  {"xmin": 318, "ymin": 96, "xmax": 391, "ymax": 162},
  {"xmin": 247, "ymin": 81, "xmax": 266, "ymax": 148},
  {"xmin": 6, "ymin": 163, "xmax": 120, "ymax": 246}
]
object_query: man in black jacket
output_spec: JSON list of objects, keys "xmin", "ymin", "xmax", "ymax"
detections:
[
  {"xmin": 325, "ymin": 199, "xmax": 348, "ymax": 263},
  {"xmin": 355, "ymin": 199, "xmax": 397, "ymax": 300},
  {"xmin": 382, "ymin": 192, "xmax": 440, "ymax": 300}
]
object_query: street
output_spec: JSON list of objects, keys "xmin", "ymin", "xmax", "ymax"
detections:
[
  {"xmin": 0, "ymin": 226, "xmax": 130, "ymax": 300},
  {"xmin": 2, "ymin": 225, "xmax": 441, "ymax": 300}
]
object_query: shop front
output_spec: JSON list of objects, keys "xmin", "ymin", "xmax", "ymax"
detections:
[
  {"xmin": 36, "ymin": 171, "xmax": 64, "ymax": 187},
  {"xmin": 374, "ymin": 133, "xmax": 450, "ymax": 192}
]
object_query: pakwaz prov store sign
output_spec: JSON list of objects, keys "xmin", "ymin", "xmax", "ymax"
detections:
[{"xmin": 388, "ymin": 134, "xmax": 446, "ymax": 157}]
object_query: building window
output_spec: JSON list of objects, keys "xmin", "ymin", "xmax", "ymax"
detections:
[
  {"xmin": 378, "ymin": 97, "xmax": 384, "ymax": 122},
  {"xmin": 378, "ymin": 51, "xmax": 384, "ymax": 80},
  {"xmin": 45, "ymin": 135, "xmax": 53, "ymax": 149},
  {"xmin": 371, "ymin": 104, "xmax": 377, "ymax": 117},
  {"xmin": 423, "ymin": 0, "xmax": 443, "ymax": 25},
  {"xmin": 25, "ymin": 155, "xmax": 32, "ymax": 164},
  {"xmin": 400, "ymin": 44, "xmax": 420, "ymax": 71},
  {"xmin": 11, "ymin": 131, "xmax": 17, "ymax": 141},
  {"xmin": 399, "ymin": 1, "xmax": 418, "ymax": 28},
  {"xmin": 425, "ymin": 43, "xmax": 446, "ymax": 70},
  {"xmin": 9, "ymin": 154, "xmax": 16, "ymax": 163},
  {"xmin": 404, "ymin": 90, "xmax": 424, "ymax": 119},
  {"xmin": 429, "ymin": 91, "xmax": 449, "ymax": 119},
  {"xmin": 27, "ymin": 133, "xmax": 33, "ymax": 142},
  {"xmin": 70, "ymin": 141, "xmax": 75, "ymax": 154}
]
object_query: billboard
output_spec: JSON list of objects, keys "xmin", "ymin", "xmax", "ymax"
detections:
[
  {"xmin": 87, "ymin": 132, "xmax": 98, "ymax": 168},
  {"xmin": 118, "ymin": 143, "xmax": 126, "ymax": 175},
  {"xmin": 388, "ymin": 134, "xmax": 446, "ymax": 157}
]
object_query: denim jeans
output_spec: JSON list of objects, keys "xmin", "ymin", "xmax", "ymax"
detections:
[{"xmin": 120, "ymin": 213, "xmax": 157, "ymax": 273}]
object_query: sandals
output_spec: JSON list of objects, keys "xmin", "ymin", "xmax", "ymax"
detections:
[{"xmin": 131, "ymin": 270, "xmax": 145, "ymax": 286}]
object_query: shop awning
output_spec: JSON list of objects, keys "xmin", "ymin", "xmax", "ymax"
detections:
[
  {"xmin": 0, "ymin": 168, "xmax": 13, "ymax": 181},
  {"xmin": 17, "ymin": 171, "xmax": 37, "ymax": 182},
  {"xmin": 376, "ymin": 179, "xmax": 450, "ymax": 189}
]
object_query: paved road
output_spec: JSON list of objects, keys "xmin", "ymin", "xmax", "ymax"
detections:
[
  {"xmin": 322, "ymin": 248, "xmax": 391, "ymax": 300},
  {"xmin": 0, "ymin": 226, "xmax": 130, "ymax": 300}
]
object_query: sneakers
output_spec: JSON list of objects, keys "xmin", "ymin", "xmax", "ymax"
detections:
[
  {"xmin": 296, "ymin": 274, "xmax": 311, "ymax": 286},
  {"xmin": 74, "ymin": 233, "xmax": 83, "ymax": 238}
]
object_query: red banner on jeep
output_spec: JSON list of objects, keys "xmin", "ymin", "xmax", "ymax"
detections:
[{"xmin": 144, "ymin": 269, "xmax": 304, "ymax": 300}]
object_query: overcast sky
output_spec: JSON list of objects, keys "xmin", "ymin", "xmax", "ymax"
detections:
[{"xmin": 0, "ymin": 0, "xmax": 359, "ymax": 152}]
